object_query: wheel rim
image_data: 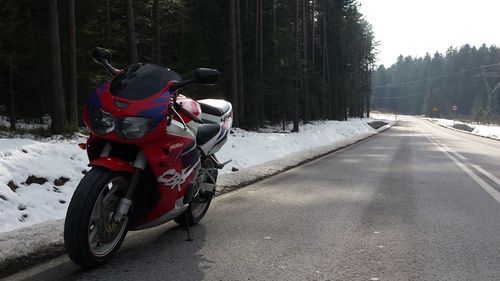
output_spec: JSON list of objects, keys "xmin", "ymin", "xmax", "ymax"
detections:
[
  {"xmin": 190, "ymin": 197, "xmax": 209, "ymax": 218},
  {"xmin": 190, "ymin": 161, "xmax": 215, "ymax": 219},
  {"xmin": 88, "ymin": 176, "xmax": 128, "ymax": 257}
]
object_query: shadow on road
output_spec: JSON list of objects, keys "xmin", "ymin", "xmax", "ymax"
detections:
[{"xmin": 23, "ymin": 223, "xmax": 208, "ymax": 281}]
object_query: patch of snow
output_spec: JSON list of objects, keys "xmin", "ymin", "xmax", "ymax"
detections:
[
  {"xmin": 217, "ymin": 119, "xmax": 377, "ymax": 175},
  {"xmin": 471, "ymin": 124, "xmax": 500, "ymax": 140},
  {"xmin": 0, "ymin": 138, "xmax": 88, "ymax": 233},
  {"xmin": 428, "ymin": 117, "xmax": 500, "ymax": 140},
  {"xmin": 0, "ymin": 116, "xmax": 50, "ymax": 130},
  {"xmin": 370, "ymin": 111, "xmax": 400, "ymax": 121}
]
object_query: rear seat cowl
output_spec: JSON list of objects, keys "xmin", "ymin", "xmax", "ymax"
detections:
[{"xmin": 198, "ymin": 99, "xmax": 231, "ymax": 117}]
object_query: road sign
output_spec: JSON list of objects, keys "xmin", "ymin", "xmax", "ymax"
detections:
[{"xmin": 452, "ymin": 105, "xmax": 458, "ymax": 112}]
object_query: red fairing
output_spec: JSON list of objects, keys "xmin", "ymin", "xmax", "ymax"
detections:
[
  {"xmin": 83, "ymin": 78, "xmax": 201, "ymax": 228},
  {"xmin": 90, "ymin": 157, "xmax": 134, "ymax": 173}
]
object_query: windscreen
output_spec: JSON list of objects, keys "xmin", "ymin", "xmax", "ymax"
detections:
[{"xmin": 109, "ymin": 63, "xmax": 181, "ymax": 100}]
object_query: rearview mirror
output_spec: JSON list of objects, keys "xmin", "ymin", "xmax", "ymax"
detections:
[
  {"xmin": 194, "ymin": 68, "xmax": 219, "ymax": 85},
  {"xmin": 170, "ymin": 68, "xmax": 220, "ymax": 91},
  {"xmin": 92, "ymin": 47, "xmax": 112, "ymax": 64}
]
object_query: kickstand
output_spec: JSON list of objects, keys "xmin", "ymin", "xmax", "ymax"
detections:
[{"xmin": 184, "ymin": 212, "xmax": 193, "ymax": 242}]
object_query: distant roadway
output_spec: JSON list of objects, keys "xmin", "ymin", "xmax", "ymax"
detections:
[{"xmin": 7, "ymin": 116, "xmax": 500, "ymax": 281}]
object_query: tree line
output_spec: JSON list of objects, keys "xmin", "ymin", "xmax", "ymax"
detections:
[
  {"xmin": 0, "ymin": 0, "xmax": 376, "ymax": 134},
  {"xmin": 372, "ymin": 44, "xmax": 500, "ymax": 122}
]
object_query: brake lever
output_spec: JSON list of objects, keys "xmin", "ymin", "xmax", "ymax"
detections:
[{"xmin": 171, "ymin": 103, "xmax": 188, "ymax": 131}]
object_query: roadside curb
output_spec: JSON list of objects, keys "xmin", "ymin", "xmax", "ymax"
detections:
[{"xmin": 0, "ymin": 122, "xmax": 394, "ymax": 278}]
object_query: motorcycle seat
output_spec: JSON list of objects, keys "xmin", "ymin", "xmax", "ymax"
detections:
[
  {"xmin": 198, "ymin": 99, "xmax": 231, "ymax": 117},
  {"xmin": 196, "ymin": 123, "xmax": 222, "ymax": 146}
]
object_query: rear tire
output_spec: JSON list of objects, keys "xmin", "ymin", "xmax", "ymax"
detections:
[
  {"xmin": 64, "ymin": 168, "xmax": 129, "ymax": 269},
  {"xmin": 174, "ymin": 157, "xmax": 217, "ymax": 226}
]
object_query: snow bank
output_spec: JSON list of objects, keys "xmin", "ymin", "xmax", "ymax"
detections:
[
  {"xmin": 430, "ymin": 118, "xmax": 500, "ymax": 140},
  {"xmin": 472, "ymin": 124, "xmax": 500, "ymax": 139},
  {"xmin": 0, "ymin": 138, "xmax": 88, "ymax": 233},
  {"xmin": 217, "ymin": 119, "xmax": 376, "ymax": 175}
]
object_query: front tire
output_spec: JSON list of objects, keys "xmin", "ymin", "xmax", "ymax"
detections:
[{"xmin": 64, "ymin": 168, "xmax": 129, "ymax": 269}]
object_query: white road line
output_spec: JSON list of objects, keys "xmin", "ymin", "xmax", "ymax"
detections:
[
  {"xmin": 472, "ymin": 165, "xmax": 500, "ymax": 187},
  {"xmin": 424, "ymin": 134, "xmax": 500, "ymax": 204},
  {"xmin": 455, "ymin": 153, "xmax": 467, "ymax": 161},
  {"xmin": 439, "ymin": 143, "xmax": 468, "ymax": 160}
]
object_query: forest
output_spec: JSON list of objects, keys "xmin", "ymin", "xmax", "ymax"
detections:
[
  {"xmin": 372, "ymin": 44, "xmax": 500, "ymax": 122},
  {"xmin": 0, "ymin": 0, "xmax": 376, "ymax": 134}
]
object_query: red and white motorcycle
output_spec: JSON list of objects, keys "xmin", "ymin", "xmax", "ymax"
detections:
[{"xmin": 64, "ymin": 48, "xmax": 232, "ymax": 268}]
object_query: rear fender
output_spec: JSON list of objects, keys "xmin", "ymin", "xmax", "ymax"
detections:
[{"xmin": 90, "ymin": 157, "xmax": 134, "ymax": 173}]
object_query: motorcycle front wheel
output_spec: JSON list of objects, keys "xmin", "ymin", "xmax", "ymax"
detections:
[{"xmin": 64, "ymin": 167, "xmax": 129, "ymax": 269}]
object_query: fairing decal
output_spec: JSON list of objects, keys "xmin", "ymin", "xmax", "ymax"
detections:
[
  {"xmin": 138, "ymin": 105, "xmax": 167, "ymax": 129},
  {"xmin": 87, "ymin": 82, "xmax": 109, "ymax": 113},
  {"xmin": 148, "ymin": 91, "xmax": 171, "ymax": 105},
  {"xmin": 181, "ymin": 142, "xmax": 199, "ymax": 170},
  {"xmin": 88, "ymin": 91, "xmax": 102, "ymax": 108}
]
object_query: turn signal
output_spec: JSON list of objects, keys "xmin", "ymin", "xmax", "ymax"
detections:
[{"xmin": 78, "ymin": 143, "xmax": 87, "ymax": 150}]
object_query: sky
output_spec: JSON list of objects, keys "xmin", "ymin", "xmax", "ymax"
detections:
[{"xmin": 358, "ymin": 0, "xmax": 500, "ymax": 67}]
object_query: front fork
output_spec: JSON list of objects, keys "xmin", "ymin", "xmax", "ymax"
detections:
[{"xmin": 99, "ymin": 144, "xmax": 146, "ymax": 223}]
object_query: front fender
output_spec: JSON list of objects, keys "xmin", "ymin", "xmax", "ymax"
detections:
[{"xmin": 90, "ymin": 157, "xmax": 134, "ymax": 173}]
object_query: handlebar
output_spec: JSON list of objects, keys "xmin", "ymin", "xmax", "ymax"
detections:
[
  {"xmin": 101, "ymin": 59, "xmax": 120, "ymax": 76},
  {"xmin": 92, "ymin": 47, "xmax": 120, "ymax": 76}
]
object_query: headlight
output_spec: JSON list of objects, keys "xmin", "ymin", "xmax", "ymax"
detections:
[
  {"xmin": 117, "ymin": 117, "xmax": 151, "ymax": 139},
  {"xmin": 89, "ymin": 107, "xmax": 115, "ymax": 134}
]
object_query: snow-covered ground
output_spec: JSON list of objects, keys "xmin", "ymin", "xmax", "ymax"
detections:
[
  {"xmin": 218, "ymin": 119, "xmax": 379, "ymax": 175},
  {"xmin": 0, "ymin": 115, "xmax": 50, "ymax": 130},
  {"xmin": 430, "ymin": 118, "xmax": 500, "ymax": 140},
  {"xmin": 0, "ymin": 118, "xmax": 390, "ymax": 234}
]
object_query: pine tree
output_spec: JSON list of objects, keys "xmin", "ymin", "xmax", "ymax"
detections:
[
  {"xmin": 68, "ymin": 0, "xmax": 78, "ymax": 129},
  {"xmin": 48, "ymin": 0, "xmax": 67, "ymax": 133},
  {"xmin": 126, "ymin": 0, "xmax": 138, "ymax": 63}
]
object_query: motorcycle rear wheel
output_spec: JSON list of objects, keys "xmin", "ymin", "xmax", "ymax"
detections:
[
  {"xmin": 174, "ymin": 157, "xmax": 217, "ymax": 226},
  {"xmin": 64, "ymin": 167, "xmax": 129, "ymax": 269}
]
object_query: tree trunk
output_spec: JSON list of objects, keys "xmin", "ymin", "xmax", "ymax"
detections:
[
  {"xmin": 302, "ymin": 0, "xmax": 309, "ymax": 122},
  {"xmin": 272, "ymin": 0, "xmax": 280, "ymax": 124},
  {"xmin": 258, "ymin": 0, "xmax": 264, "ymax": 125},
  {"xmin": 366, "ymin": 74, "xmax": 371, "ymax": 118},
  {"xmin": 255, "ymin": 0, "xmax": 259, "ymax": 64},
  {"xmin": 126, "ymin": 0, "xmax": 138, "ymax": 63},
  {"xmin": 7, "ymin": 3, "xmax": 16, "ymax": 130},
  {"xmin": 8, "ymin": 57, "xmax": 16, "ymax": 130},
  {"xmin": 259, "ymin": 0, "xmax": 263, "ymax": 81},
  {"xmin": 106, "ymin": 0, "xmax": 111, "ymax": 39},
  {"xmin": 292, "ymin": 0, "xmax": 300, "ymax": 132},
  {"xmin": 48, "ymin": 0, "xmax": 67, "ymax": 133},
  {"xmin": 153, "ymin": 0, "xmax": 161, "ymax": 64},
  {"xmin": 235, "ymin": 0, "xmax": 245, "ymax": 126},
  {"xmin": 322, "ymin": 0, "xmax": 331, "ymax": 119},
  {"xmin": 311, "ymin": 0, "xmax": 316, "ymax": 118},
  {"xmin": 68, "ymin": 0, "xmax": 78, "ymax": 130},
  {"xmin": 254, "ymin": 0, "xmax": 264, "ymax": 126},
  {"xmin": 229, "ymin": 0, "xmax": 239, "ymax": 127}
]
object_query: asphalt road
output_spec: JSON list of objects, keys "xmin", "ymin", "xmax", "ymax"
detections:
[{"xmin": 8, "ymin": 117, "xmax": 500, "ymax": 281}]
